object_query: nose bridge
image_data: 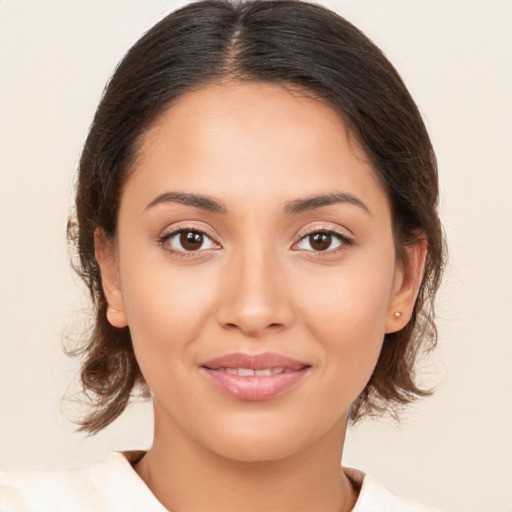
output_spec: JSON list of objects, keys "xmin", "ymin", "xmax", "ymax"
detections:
[{"xmin": 216, "ymin": 240, "xmax": 292, "ymax": 336}]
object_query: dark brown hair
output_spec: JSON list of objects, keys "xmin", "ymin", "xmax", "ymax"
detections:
[{"xmin": 69, "ymin": 0, "xmax": 445, "ymax": 434}]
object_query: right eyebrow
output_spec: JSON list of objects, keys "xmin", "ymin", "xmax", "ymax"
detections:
[{"xmin": 144, "ymin": 191, "xmax": 227, "ymax": 214}]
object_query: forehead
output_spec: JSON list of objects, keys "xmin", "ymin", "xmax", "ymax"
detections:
[{"xmin": 124, "ymin": 81, "xmax": 389, "ymax": 215}]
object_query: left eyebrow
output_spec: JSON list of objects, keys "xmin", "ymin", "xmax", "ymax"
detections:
[{"xmin": 284, "ymin": 192, "xmax": 371, "ymax": 215}]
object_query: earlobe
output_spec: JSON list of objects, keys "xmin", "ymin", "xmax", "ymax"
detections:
[
  {"xmin": 94, "ymin": 228, "xmax": 128, "ymax": 328},
  {"xmin": 106, "ymin": 306, "xmax": 128, "ymax": 328},
  {"xmin": 385, "ymin": 237, "xmax": 428, "ymax": 334}
]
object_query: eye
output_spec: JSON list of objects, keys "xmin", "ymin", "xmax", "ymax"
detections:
[
  {"xmin": 160, "ymin": 229, "xmax": 219, "ymax": 253},
  {"xmin": 295, "ymin": 230, "xmax": 351, "ymax": 252}
]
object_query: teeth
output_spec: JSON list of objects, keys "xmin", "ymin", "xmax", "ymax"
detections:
[
  {"xmin": 216, "ymin": 368, "xmax": 287, "ymax": 376},
  {"xmin": 255, "ymin": 369, "xmax": 272, "ymax": 376},
  {"xmin": 237, "ymin": 368, "xmax": 255, "ymax": 376}
]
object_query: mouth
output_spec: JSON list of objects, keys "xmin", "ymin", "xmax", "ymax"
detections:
[{"xmin": 200, "ymin": 352, "xmax": 311, "ymax": 401}]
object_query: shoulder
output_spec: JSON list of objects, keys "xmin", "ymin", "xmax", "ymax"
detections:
[
  {"xmin": 0, "ymin": 452, "xmax": 166, "ymax": 512},
  {"xmin": 346, "ymin": 468, "xmax": 441, "ymax": 512}
]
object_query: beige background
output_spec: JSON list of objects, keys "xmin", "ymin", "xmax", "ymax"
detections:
[{"xmin": 1, "ymin": 1, "xmax": 511, "ymax": 511}]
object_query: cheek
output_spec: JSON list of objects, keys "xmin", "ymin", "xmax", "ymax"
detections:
[
  {"xmin": 117, "ymin": 245, "xmax": 218, "ymax": 380},
  {"xmin": 300, "ymin": 256, "xmax": 395, "ymax": 332},
  {"xmin": 297, "ymin": 254, "xmax": 396, "ymax": 389}
]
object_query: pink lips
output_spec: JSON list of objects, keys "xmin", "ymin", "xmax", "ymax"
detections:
[{"xmin": 200, "ymin": 352, "xmax": 310, "ymax": 401}]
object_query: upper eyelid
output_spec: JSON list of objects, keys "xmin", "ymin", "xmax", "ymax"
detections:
[
  {"xmin": 159, "ymin": 223, "xmax": 220, "ymax": 243},
  {"xmin": 295, "ymin": 223, "xmax": 353, "ymax": 241},
  {"xmin": 299, "ymin": 227, "xmax": 349, "ymax": 238}
]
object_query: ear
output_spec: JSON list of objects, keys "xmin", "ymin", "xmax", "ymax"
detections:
[
  {"xmin": 385, "ymin": 235, "xmax": 428, "ymax": 334},
  {"xmin": 94, "ymin": 228, "xmax": 128, "ymax": 328}
]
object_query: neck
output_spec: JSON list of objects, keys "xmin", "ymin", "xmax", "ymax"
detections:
[{"xmin": 134, "ymin": 406, "xmax": 358, "ymax": 512}]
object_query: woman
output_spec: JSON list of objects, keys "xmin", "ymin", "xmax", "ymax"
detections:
[{"xmin": 1, "ymin": 1, "xmax": 444, "ymax": 510}]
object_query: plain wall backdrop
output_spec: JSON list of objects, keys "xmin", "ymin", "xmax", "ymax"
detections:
[{"xmin": 1, "ymin": 1, "xmax": 511, "ymax": 511}]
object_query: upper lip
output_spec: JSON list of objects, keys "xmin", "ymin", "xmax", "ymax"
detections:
[{"xmin": 201, "ymin": 352, "xmax": 309, "ymax": 371}]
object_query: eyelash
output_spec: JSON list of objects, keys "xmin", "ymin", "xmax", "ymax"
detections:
[
  {"xmin": 293, "ymin": 229, "xmax": 353, "ymax": 255},
  {"xmin": 158, "ymin": 227, "xmax": 220, "ymax": 258},
  {"xmin": 157, "ymin": 227, "xmax": 353, "ymax": 258}
]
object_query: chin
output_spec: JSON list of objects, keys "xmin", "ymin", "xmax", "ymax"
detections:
[
  {"xmin": 196, "ymin": 413, "xmax": 325, "ymax": 463},
  {"xmin": 210, "ymin": 433, "xmax": 305, "ymax": 463}
]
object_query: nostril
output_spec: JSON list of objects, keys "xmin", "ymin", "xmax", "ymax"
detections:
[{"xmin": 221, "ymin": 321, "xmax": 284, "ymax": 334}]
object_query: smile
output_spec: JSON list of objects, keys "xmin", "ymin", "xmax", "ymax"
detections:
[
  {"xmin": 200, "ymin": 352, "xmax": 311, "ymax": 401},
  {"xmin": 215, "ymin": 367, "xmax": 294, "ymax": 376}
]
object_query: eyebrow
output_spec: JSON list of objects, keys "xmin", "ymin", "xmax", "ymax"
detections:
[
  {"xmin": 145, "ymin": 190, "xmax": 370, "ymax": 216},
  {"xmin": 145, "ymin": 192, "xmax": 226, "ymax": 213},
  {"xmin": 284, "ymin": 192, "xmax": 370, "ymax": 215}
]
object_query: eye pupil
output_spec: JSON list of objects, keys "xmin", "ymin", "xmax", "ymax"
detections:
[
  {"xmin": 180, "ymin": 231, "xmax": 203, "ymax": 251},
  {"xmin": 310, "ymin": 232, "xmax": 332, "ymax": 251}
]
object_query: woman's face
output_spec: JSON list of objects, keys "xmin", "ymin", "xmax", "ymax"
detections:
[{"xmin": 98, "ymin": 82, "xmax": 418, "ymax": 461}]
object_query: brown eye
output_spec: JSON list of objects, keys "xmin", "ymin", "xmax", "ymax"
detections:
[
  {"xmin": 180, "ymin": 231, "xmax": 204, "ymax": 251},
  {"xmin": 309, "ymin": 232, "xmax": 332, "ymax": 251},
  {"xmin": 295, "ymin": 230, "xmax": 349, "ymax": 253},
  {"xmin": 162, "ymin": 229, "xmax": 218, "ymax": 254}
]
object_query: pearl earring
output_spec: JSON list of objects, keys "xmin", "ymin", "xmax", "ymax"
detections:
[{"xmin": 394, "ymin": 311, "xmax": 403, "ymax": 318}]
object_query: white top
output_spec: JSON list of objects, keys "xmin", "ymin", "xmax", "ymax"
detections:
[{"xmin": 0, "ymin": 451, "xmax": 440, "ymax": 511}]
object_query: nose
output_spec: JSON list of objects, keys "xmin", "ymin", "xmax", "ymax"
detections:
[{"xmin": 215, "ymin": 246, "xmax": 294, "ymax": 337}]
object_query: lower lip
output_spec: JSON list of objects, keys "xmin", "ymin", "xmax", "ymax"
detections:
[{"xmin": 201, "ymin": 368, "xmax": 309, "ymax": 401}]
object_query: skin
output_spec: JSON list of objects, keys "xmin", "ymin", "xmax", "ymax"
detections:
[{"xmin": 96, "ymin": 82, "xmax": 426, "ymax": 512}]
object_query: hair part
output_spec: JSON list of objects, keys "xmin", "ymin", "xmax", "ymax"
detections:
[{"xmin": 69, "ymin": 0, "xmax": 445, "ymax": 434}]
